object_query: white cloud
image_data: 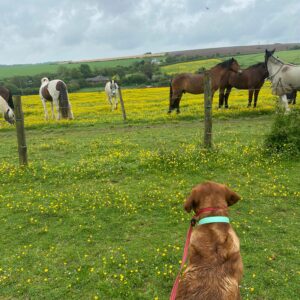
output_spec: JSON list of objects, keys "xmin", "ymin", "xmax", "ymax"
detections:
[{"xmin": 0, "ymin": 0, "xmax": 299, "ymax": 64}]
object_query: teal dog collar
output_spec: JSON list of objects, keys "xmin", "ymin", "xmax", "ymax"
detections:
[{"xmin": 198, "ymin": 216, "xmax": 230, "ymax": 225}]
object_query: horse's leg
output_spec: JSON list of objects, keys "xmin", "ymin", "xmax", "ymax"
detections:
[
  {"xmin": 68, "ymin": 102, "xmax": 74, "ymax": 119},
  {"xmin": 292, "ymin": 91, "xmax": 297, "ymax": 105},
  {"xmin": 253, "ymin": 89, "xmax": 260, "ymax": 108},
  {"xmin": 248, "ymin": 90, "xmax": 254, "ymax": 107},
  {"xmin": 53, "ymin": 98, "xmax": 60, "ymax": 120},
  {"xmin": 224, "ymin": 87, "xmax": 232, "ymax": 108},
  {"xmin": 115, "ymin": 93, "xmax": 118, "ymax": 110},
  {"xmin": 176, "ymin": 93, "xmax": 183, "ymax": 114},
  {"xmin": 41, "ymin": 99, "xmax": 49, "ymax": 120},
  {"xmin": 280, "ymin": 94, "xmax": 290, "ymax": 113},
  {"xmin": 114, "ymin": 95, "xmax": 118, "ymax": 110},
  {"xmin": 106, "ymin": 95, "xmax": 113, "ymax": 110},
  {"xmin": 51, "ymin": 101, "xmax": 55, "ymax": 119},
  {"xmin": 218, "ymin": 88, "xmax": 225, "ymax": 108}
]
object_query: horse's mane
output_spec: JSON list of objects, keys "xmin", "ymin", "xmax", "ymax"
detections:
[
  {"xmin": 247, "ymin": 62, "xmax": 266, "ymax": 69},
  {"xmin": 270, "ymin": 55, "xmax": 298, "ymax": 67},
  {"xmin": 216, "ymin": 58, "xmax": 237, "ymax": 69}
]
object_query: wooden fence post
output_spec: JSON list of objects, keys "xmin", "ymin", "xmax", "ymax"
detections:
[
  {"xmin": 118, "ymin": 86, "xmax": 127, "ymax": 121},
  {"xmin": 13, "ymin": 95, "xmax": 28, "ymax": 166},
  {"xmin": 203, "ymin": 72, "xmax": 212, "ymax": 148}
]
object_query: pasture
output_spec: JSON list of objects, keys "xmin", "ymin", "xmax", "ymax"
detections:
[
  {"xmin": 161, "ymin": 49, "xmax": 300, "ymax": 74},
  {"xmin": 0, "ymin": 86, "xmax": 299, "ymax": 299},
  {"xmin": 0, "ymin": 57, "xmax": 162, "ymax": 80}
]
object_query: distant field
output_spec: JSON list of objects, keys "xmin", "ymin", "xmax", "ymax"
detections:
[
  {"xmin": 2, "ymin": 48, "xmax": 300, "ymax": 80},
  {"xmin": 230, "ymin": 49, "xmax": 300, "ymax": 68},
  {"xmin": 161, "ymin": 49, "xmax": 300, "ymax": 75},
  {"xmin": 161, "ymin": 58, "xmax": 222, "ymax": 75},
  {"xmin": 0, "ymin": 57, "xmax": 162, "ymax": 80}
]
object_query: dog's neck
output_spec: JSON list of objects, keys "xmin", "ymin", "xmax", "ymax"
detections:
[
  {"xmin": 198, "ymin": 216, "xmax": 230, "ymax": 225},
  {"xmin": 191, "ymin": 207, "xmax": 229, "ymax": 226}
]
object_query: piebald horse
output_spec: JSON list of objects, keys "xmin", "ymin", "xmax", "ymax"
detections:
[
  {"xmin": 105, "ymin": 80, "xmax": 119, "ymax": 111},
  {"xmin": 39, "ymin": 77, "xmax": 74, "ymax": 120},
  {"xmin": 168, "ymin": 58, "xmax": 242, "ymax": 113},
  {"xmin": 0, "ymin": 86, "xmax": 14, "ymax": 110},
  {"xmin": 0, "ymin": 96, "xmax": 14, "ymax": 124},
  {"xmin": 265, "ymin": 49, "xmax": 300, "ymax": 112}
]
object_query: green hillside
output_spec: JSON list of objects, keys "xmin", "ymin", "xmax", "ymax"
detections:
[
  {"xmin": 162, "ymin": 49, "xmax": 300, "ymax": 75},
  {"xmin": 161, "ymin": 58, "xmax": 222, "ymax": 75},
  {"xmin": 1, "ymin": 48, "xmax": 300, "ymax": 80},
  {"xmin": 0, "ymin": 57, "xmax": 162, "ymax": 80},
  {"xmin": 231, "ymin": 49, "xmax": 300, "ymax": 67}
]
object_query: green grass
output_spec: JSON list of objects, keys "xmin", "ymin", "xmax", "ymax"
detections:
[
  {"xmin": 0, "ymin": 57, "xmax": 162, "ymax": 80},
  {"xmin": 161, "ymin": 58, "xmax": 222, "ymax": 75},
  {"xmin": 230, "ymin": 49, "xmax": 300, "ymax": 68},
  {"xmin": 0, "ymin": 114, "xmax": 299, "ymax": 299},
  {"xmin": 161, "ymin": 49, "xmax": 300, "ymax": 74}
]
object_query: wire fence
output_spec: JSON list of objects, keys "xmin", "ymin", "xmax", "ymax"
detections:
[{"xmin": 12, "ymin": 83, "xmax": 297, "ymax": 127}]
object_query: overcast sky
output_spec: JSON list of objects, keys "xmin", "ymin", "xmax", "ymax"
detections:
[{"xmin": 0, "ymin": 0, "xmax": 299, "ymax": 65}]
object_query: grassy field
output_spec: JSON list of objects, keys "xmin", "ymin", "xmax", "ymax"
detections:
[
  {"xmin": 161, "ymin": 58, "xmax": 222, "ymax": 75},
  {"xmin": 0, "ymin": 57, "xmax": 162, "ymax": 80},
  {"xmin": 162, "ymin": 49, "xmax": 300, "ymax": 74},
  {"xmin": 2, "ymin": 48, "xmax": 300, "ymax": 80},
  {"xmin": 0, "ymin": 86, "xmax": 299, "ymax": 299}
]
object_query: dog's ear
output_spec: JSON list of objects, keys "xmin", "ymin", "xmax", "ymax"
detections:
[
  {"xmin": 184, "ymin": 190, "xmax": 196, "ymax": 213},
  {"xmin": 225, "ymin": 186, "xmax": 240, "ymax": 206}
]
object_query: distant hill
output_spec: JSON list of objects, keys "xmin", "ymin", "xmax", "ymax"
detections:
[
  {"xmin": 0, "ymin": 43, "xmax": 299, "ymax": 80},
  {"xmin": 166, "ymin": 43, "xmax": 300, "ymax": 58}
]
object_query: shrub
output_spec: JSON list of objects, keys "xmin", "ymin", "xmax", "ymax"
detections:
[{"xmin": 264, "ymin": 109, "xmax": 300, "ymax": 155}]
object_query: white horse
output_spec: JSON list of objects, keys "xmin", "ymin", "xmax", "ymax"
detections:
[
  {"xmin": 0, "ymin": 96, "xmax": 15, "ymax": 124},
  {"xmin": 39, "ymin": 77, "xmax": 74, "ymax": 120},
  {"xmin": 265, "ymin": 49, "xmax": 300, "ymax": 112},
  {"xmin": 105, "ymin": 80, "xmax": 119, "ymax": 111}
]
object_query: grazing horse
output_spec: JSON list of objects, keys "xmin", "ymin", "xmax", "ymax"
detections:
[
  {"xmin": 39, "ymin": 77, "xmax": 74, "ymax": 120},
  {"xmin": 0, "ymin": 86, "xmax": 14, "ymax": 110},
  {"xmin": 265, "ymin": 49, "xmax": 300, "ymax": 112},
  {"xmin": 219, "ymin": 62, "xmax": 268, "ymax": 108},
  {"xmin": 105, "ymin": 80, "xmax": 119, "ymax": 111},
  {"xmin": 0, "ymin": 96, "xmax": 15, "ymax": 124},
  {"xmin": 168, "ymin": 58, "xmax": 241, "ymax": 113}
]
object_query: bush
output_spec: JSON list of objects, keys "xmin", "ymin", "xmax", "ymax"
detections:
[{"xmin": 264, "ymin": 109, "xmax": 300, "ymax": 155}]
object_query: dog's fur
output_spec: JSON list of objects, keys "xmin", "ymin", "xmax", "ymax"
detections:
[{"xmin": 176, "ymin": 181, "xmax": 243, "ymax": 300}]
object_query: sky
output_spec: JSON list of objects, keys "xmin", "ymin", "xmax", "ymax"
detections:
[{"xmin": 0, "ymin": 0, "xmax": 299, "ymax": 65}]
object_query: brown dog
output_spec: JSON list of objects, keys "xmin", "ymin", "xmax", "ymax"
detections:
[{"xmin": 176, "ymin": 181, "xmax": 243, "ymax": 300}]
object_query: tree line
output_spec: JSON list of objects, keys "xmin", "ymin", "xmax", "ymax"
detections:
[{"xmin": 0, "ymin": 59, "xmax": 171, "ymax": 95}]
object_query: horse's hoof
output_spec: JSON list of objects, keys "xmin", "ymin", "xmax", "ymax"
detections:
[{"xmin": 225, "ymin": 106, "xmax": 229, "ymax": 109}]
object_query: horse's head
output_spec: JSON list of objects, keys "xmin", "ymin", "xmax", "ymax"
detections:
[
  {"xmin": 41, "ymin": 77, "xmax": 49, "ymax": 85},
  {"xmin": 265, "ymin": 49, "xmax": 275, "ymax": 65},
  {"xmin": 110, "ymin": 80, "xmax": 118, "ymax": 95},
  {"xmin": 229, "ymin": 58, "xmax": 242, "ymax": 74},
  {"xmin": 4, "ymin": 108, "xmax": 15, "ymax": 125}
]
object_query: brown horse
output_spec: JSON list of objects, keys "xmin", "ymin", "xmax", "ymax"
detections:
[
  {"xmin": 219, "ymin": 62, "xmax": 268, "ymax": 108},
  {"xmin": 168, "ymin": 58, "xmax": 241, "ymax": 113},
  {"xmin": 0, "ymin": 86, "xmax": 14, "ymax": 110}
]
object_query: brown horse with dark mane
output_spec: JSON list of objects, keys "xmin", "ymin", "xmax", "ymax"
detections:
[
  {"xmin": 168, "ymin": 58, "xmax": 241, "ymax": 113},
  {"xmin": 218, "ymin": 62, "xmax": 268, "ymax": 108},
  {"xmin": 0, "ymin": 86, "xmax": 14, "ymax": 110}
]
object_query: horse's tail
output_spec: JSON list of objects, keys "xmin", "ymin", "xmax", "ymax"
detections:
[
  {"xmin": 57, "ymin": 81, "xmax": 69, "ymax": 119},
  {"xmin": 169, "ymin": 79, "xmax": 173, "ymax": 102},
  {"xmin": 7, "ymin": 90, "xmax": 14, "ymax": 110}
]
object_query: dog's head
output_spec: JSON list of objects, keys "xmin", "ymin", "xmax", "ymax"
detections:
[{"xmin": 184, "ymin": 181, "xmax": 240, "ymax": 214}]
